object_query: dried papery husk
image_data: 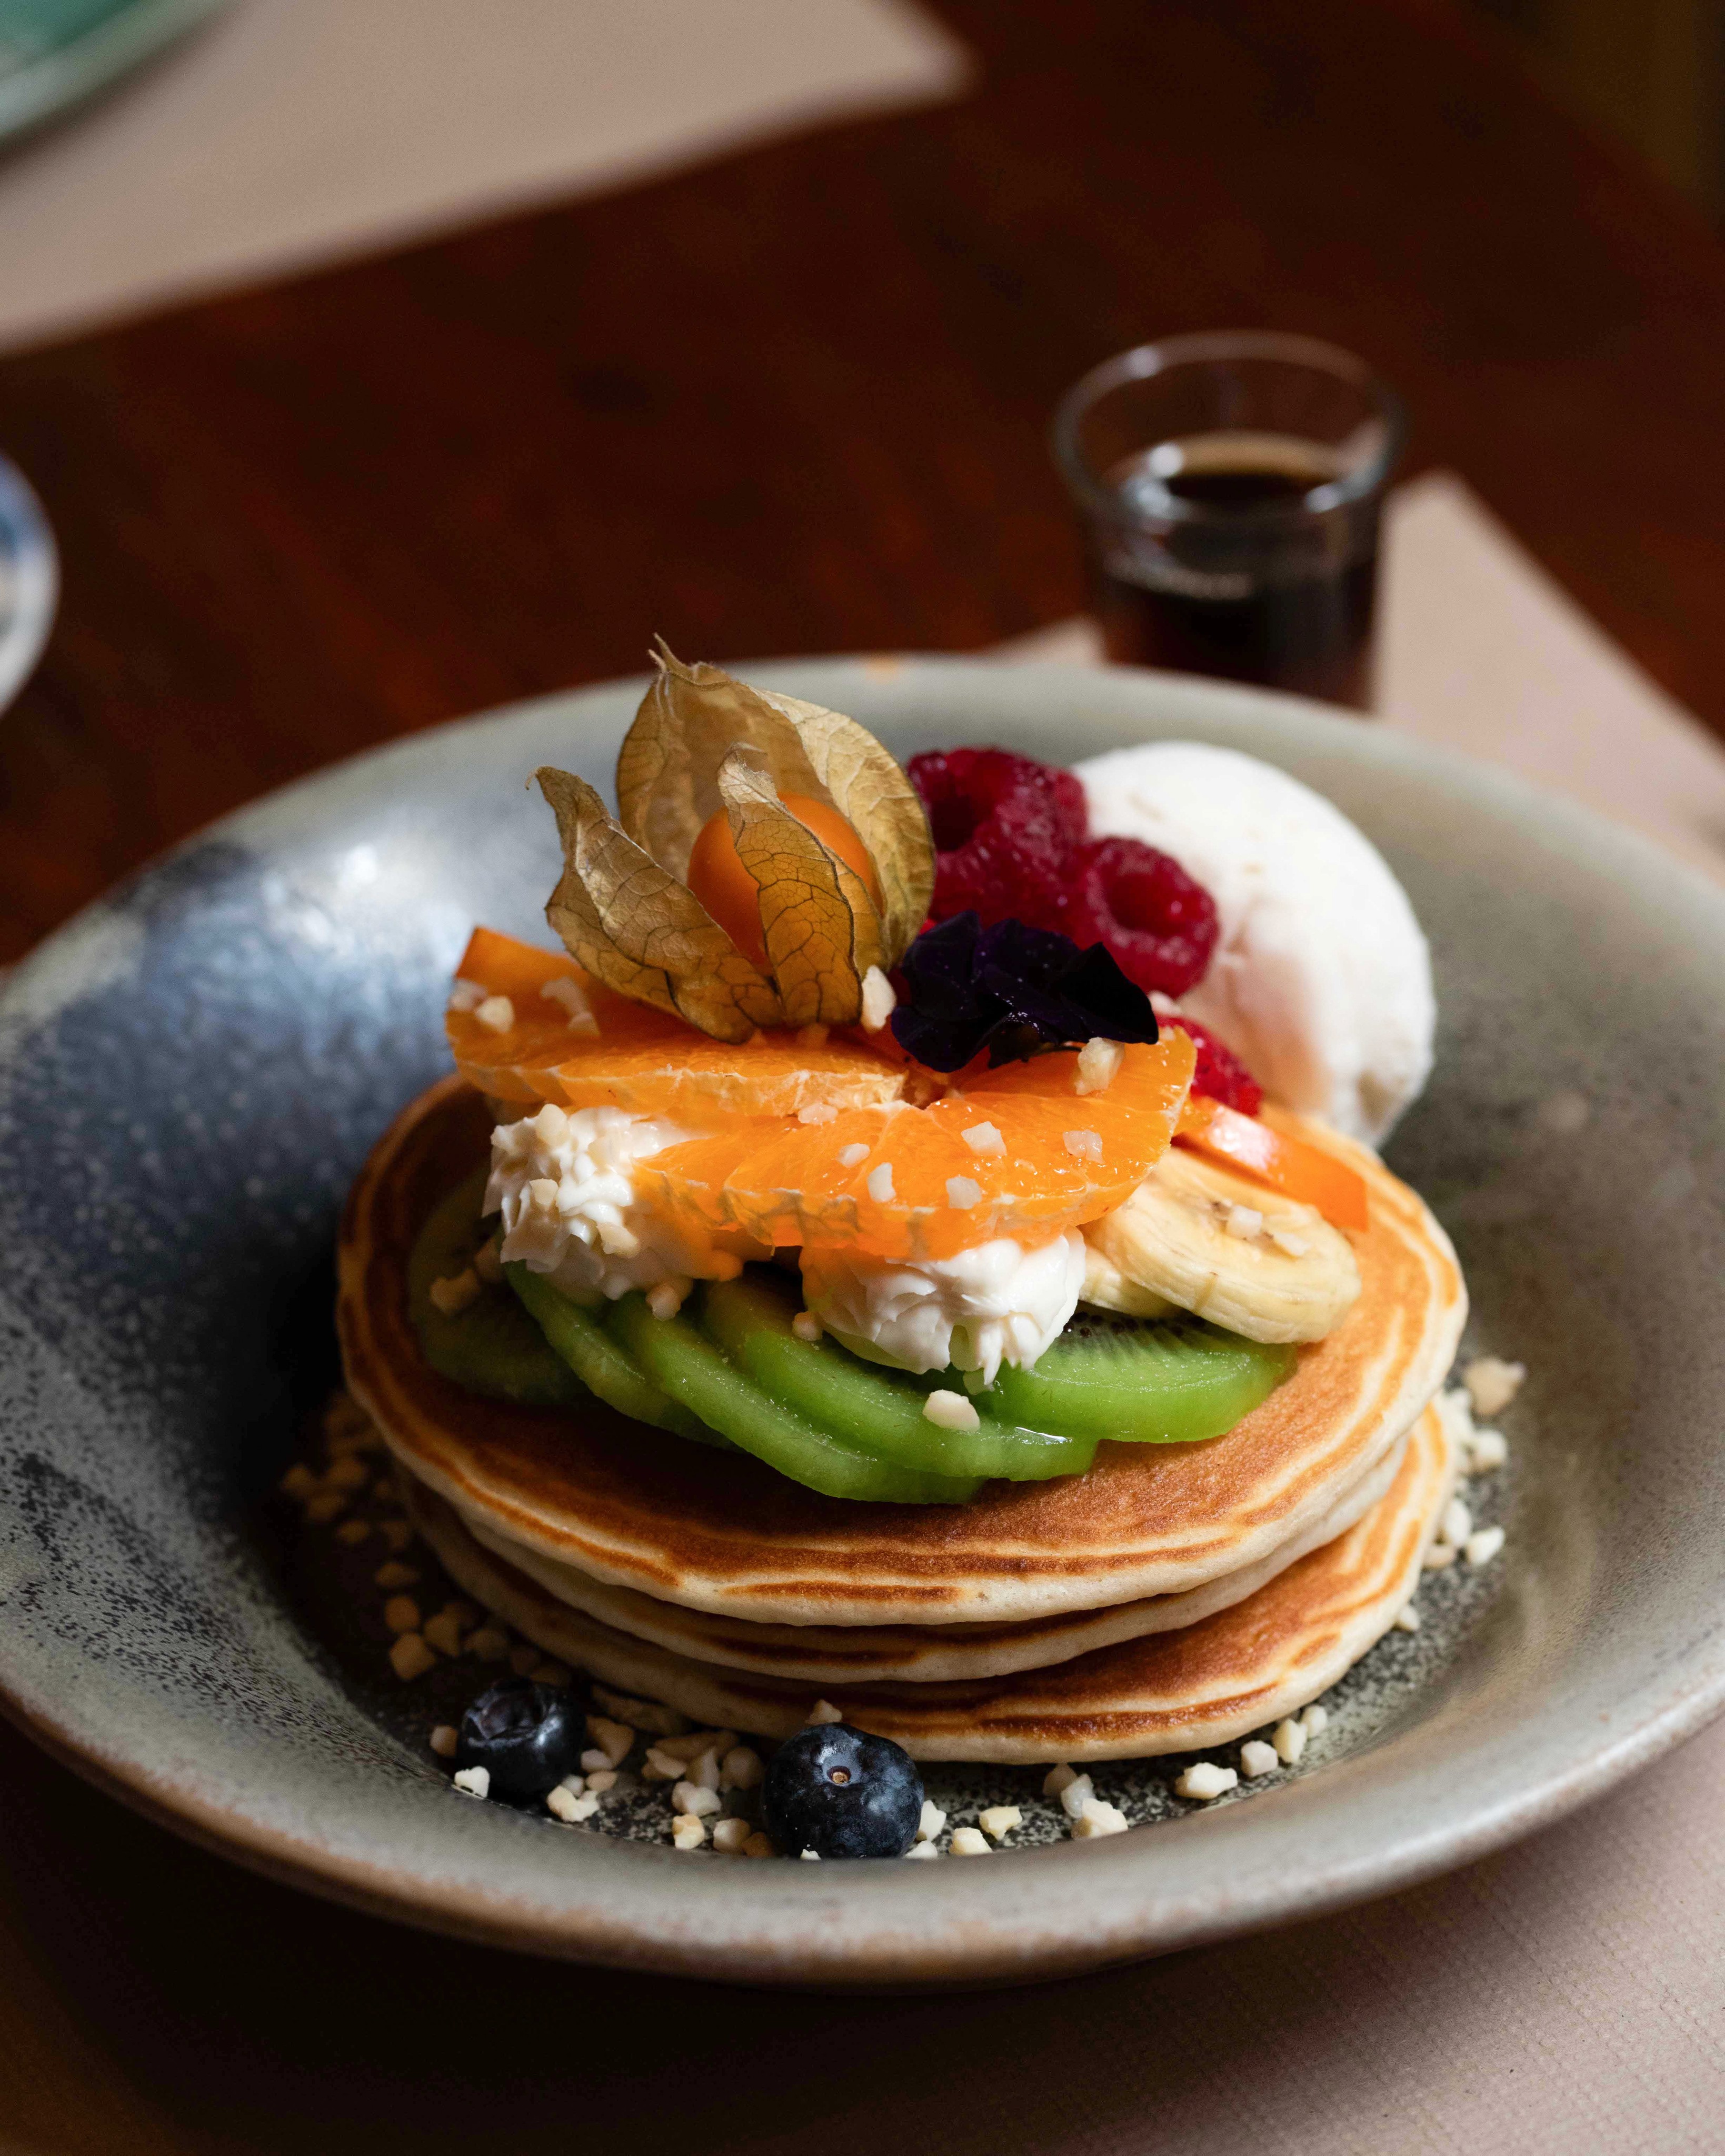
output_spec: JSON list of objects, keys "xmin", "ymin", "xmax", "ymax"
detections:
[
  {"xmin": 535, "ymin": 767, "xmax": 783, "ymax": 1043},
  {"xmin": 716, "ymin": 750, "xmax": 883, "ymax": 1027},
  {"xmin": 617, "ymin": 643, "xmax": 934, "ymax": 965}
]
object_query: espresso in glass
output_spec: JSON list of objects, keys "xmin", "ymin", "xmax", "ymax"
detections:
[{"xmin": 1054, "ymin": 336, "xmax": 1404, "ymax": 712}]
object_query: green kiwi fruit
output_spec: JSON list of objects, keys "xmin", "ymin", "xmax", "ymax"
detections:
[{"xmin": 986, "ymin": 1308, "xmax": 1295, "ymax": 1444}]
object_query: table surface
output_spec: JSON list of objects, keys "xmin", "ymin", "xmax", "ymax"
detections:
[
  {"xmin": 6, "ymin": 0, "xmax": 1725, "ymax": 964},
  {"xmin": 4, "ymin": 4, "xmax": 1725, "ymax": 2148}
]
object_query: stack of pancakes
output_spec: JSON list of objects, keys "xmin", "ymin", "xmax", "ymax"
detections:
[{"xmin": 338, "ymin": 1079, "xmax": 1467, "ymax": 1762}]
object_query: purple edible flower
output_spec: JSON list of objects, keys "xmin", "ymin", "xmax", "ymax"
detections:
[{"xmin": 890, "ymin": 913, "xmax": 1159, "ymax": 1072}]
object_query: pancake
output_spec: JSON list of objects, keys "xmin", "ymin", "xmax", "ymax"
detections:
[
  {"xmin": 404, "ymin": 1401, "xmax": 1454, "ymax": 1763},
  {"xmin": 340, "ymin": 1075, "xmax": 1465, "ymax": 1626},
  {"xmin": 440, "ymin": 1430, "xmax": 1408, "ymax": 1683}
]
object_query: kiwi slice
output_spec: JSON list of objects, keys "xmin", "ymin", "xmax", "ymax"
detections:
[
  {"xmin": 505, "ymin": 1264, "xmax": 712, "ymax": 1443},
  {"xmin": 987, "ymin": 1309, "xmax": 1295, "ymax": 1445},
  {"xmin": 606, "ymin": 1292, "xmax": 982, "ymax": 1506},
  {"xmin": 697, "ymin": 1272, "xmax": 1098, "ymax": 1483},
  {"xmin": 408, "ymin": 1172, "xmax": 587, "ymax": 1409}
]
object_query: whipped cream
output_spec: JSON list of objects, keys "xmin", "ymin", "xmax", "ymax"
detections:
[
  {"xmin": 486, "ymin": 1103, "xmax": 762, "ymax": 1305},
  {"xmin": 801, "ymin": 1231, "xmax": 1086, "ymax": 1386},
  {"xmin": 1077, "ymin": 740, "xmax": 1434, "ymax": 1144}
]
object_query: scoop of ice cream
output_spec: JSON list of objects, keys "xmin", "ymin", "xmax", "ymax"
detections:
[{"xmin": 1075, "ymin": 741, "xmax": 1434, "ymax": 1144}]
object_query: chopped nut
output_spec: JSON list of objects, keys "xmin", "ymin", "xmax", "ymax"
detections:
[
  {"xmin": 1072, "ymin": 1796, "xmax": 1130, "ymax": 1838},
  {"xmin": 557, "ymin": 1773, "xmax": 586, "ymax": 1795},
  {"xmin": 687, "ymin": 1748, "xmax": 723, "ymax": 1792},
  {"xmin": 962, "ymin": 1121, "xmax": 1005, "ymax": 1156},
  {"xmin": 580, "ymin": 1748, "xmax": 614, "ymax": 1773},
  {"xmin": 1240, "ymin": 1740, "xmax": 1279, "ymax": 1778},
  {"xmin": 1465, "ymin": 1525, "xmax": 1505, "ymax": 1566},
  {"xmin": 390, "ymin": 1633, "xmax": 436, "ymax": 1681},
  {"xmin": 1463, "ymin": 1356, "xmax": 1525, "ymax": 1419},
  {"xmin": 1059, "ymin": 1774, "xmax": 1095, "ymax": 1821},
  {"xmin": 374, "ymin": 1561, "xmax": 420, "ymax": 1591},
  {"xmin": 447, "ymin": 977, "xmax": 486, "ymax": 1013},
  {"xmin": 672, "ymin": 1781, "xmax": 722, "ymax": 1818},
  {"xmin": 325, "ymin": 1454, "xmax": 370, "ymax": 1493},
  {"xmin": 1224, "ymin": 1204, "xmax": 1265, "ymax": 1242},
  {"xmin": 741, "ymin": 1831, "xmax": 775, "ymax": 1859},
  {"xmin": 541, "ymin": 974, "xmax": 598, "ymax": 1034},
  {"xmin": 860, "ymin": 966, "xmax": 898, "ymax": 1032},
  {"xmin": 377, "ymin": 1518, "xmax": 414, "ymax": 1554},
  {"xmin": 1271, "ymin": 1718, "xmax": 1307, "ymax": 1766},
  {"xmin": 546, "ymin": 1785, "xmax": 582, "ymax": 1823},
  {"xmin": 712, "ymin": 1816, "xmax": 753, "ymax": 1854},
  {"xmin": 837, "ymin": 1142, "xmax": 870, "ymax": 1169},
  {"xmin": 1062, "ymin": 1128, "xmax": 1103, "ymax": 1162},
  {"xmin": 474, "ymin": 994, "xmax": 515, "ymax": 1034},
  {"xmin": 422, "ymin": 1610, "xmax": 465, "ymax": 1658},
  {"xmin": 304, "ymin": 1490, "xmax": 348, "ymax": 1524},
  {"xmin": 468, "ymin": 1624, "xmax": 510, "ymax": 1662},
  {"xmin": 645, "ymin": 1281, "xmax": 684, "ymax": 1320},
  {"xmin": 799, "ymin": 1848, "xmax": 821, "ymax": 1862},
  {"xmin": 279, "ymin": 1463, "xmax": 320, "ymax": 1502},
  {"xmin": 1043, "ymin": 1763, "xmax": 1078, "ymax": 1798},
  {"xmin": 1441, "ymin": 1496, "xmax": 1473, "ymax": 1549},
  {"xmin": 916, "ymin": 1799, "xmax": 947, "ymax": 1844},
  {"xmin": 866, "ymin": 1162, "xmax": 895, "ymax": 1203},
  {"xmin": 652, "ymin": 1728, "xmax": 737, "ymax": 1764},
  {"xmin": 806, "ymin": 1699, "xmax": 844, "ymax": 1725},
  {"xmin": 1422, "ymin": 1542, "xmax": 1458, "ymax": 1571},
  {"xmin": 945, "ymin": 1175, "xmax": 984, "ymax": 1210},
  {"xmin": 1469, "ymin": 1427, "xmax": 1509, "ymax": 1472},
  {"xmin": 671, "ymin": 1814, "xmax": 707, "ymax": 1850},
  {"xmin": 979, "ymin": 1805, "xmax": 1022, "ymax": 1842},
  {"xmin": 923, "ymin": 1389, "xmax": 980, "ymax": 1433},
  {"xmin": 903, "ymin": 1841, "xmax": 941, "ymax": 1860},
  {"xmin": 642, "ymin": 1746, "xmax": 685, "ymax": 1781},
  {"xmin": 430, "ymin": 1724, "xmax": 458, "ymax": 1759},
  {"xmin": 585, "ymin": 1715, "xmax": 634, "ymax": 1767},
  {"xmin": 792, "ymin": 1310, "xmax": 822, "ymax": 1341},
  {"xmin": 383, "ymin": 1595, "xmax": 422, "ymax": 1636},
  {"xmin": 567, "ymin": 1791, "xmax": 601, "ymax": 1822},
  {"xmin": 951, "ymin": 1826, "xmax": 991, "ymax": 1856},
  {"xmin": 1393, "ymin": 1602, "xmax": 1422, "ymax": 1633},
  {"xmin": 428, "ymin": 1268, "xmax": 481, "ymax": 1317},
  {"xmin": 334, "ymin": 1518, "xmax": 371, "ymax": 1546},
  {"xmin": 452, "ymin": 1765, "xmax": 490, "ymax": 1798},
  {"xmin": 472, "ymin": 1238, "xmax": 503, "ymax": 1285},
  {"xmin": 585, "ymin": 1769, "xmax": 618, "ymax": 1794},
  {"xmin": 1301, "ymin": 1704, "xmax": 1329, "ymax": 1736},
  {"xmin": 1074, "ymin": 1037, "xmax": 1123, "ymax": 1096},
  {"xmin": 721, "ymin": 1745, "xmax": 763, "ymax": 1792},
  {"xmin": 1174, "ymin": 1762, "xmax": 1237, "ymax": 1800},
  {"xmin": 797, "ymin": 1102, "xmax": 839, "ymax": 1126}
]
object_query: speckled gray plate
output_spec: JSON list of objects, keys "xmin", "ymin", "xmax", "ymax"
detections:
[{"xmin": 3, "ymin": 657, "xmax": 1724, "ymax": 1989}]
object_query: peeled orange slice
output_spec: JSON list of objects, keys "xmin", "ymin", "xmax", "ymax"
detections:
[
  {"xmin": 639, "ymin": 1033, "xmax": 1196, "ymax": 1262},
  {"xmin": 446, "ymin": 927, "xmax": 904, "ymax": 1120}
]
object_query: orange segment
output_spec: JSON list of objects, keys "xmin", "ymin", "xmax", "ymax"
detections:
[
  {"xmin": 1176, "ymin": 1093, "xmax": 1370, "ymax": 1231},
  {"xmin": 446, "ymin": 927, "xmax": 903, "ymax": 1121},
  {"xmin": 640, "ymin": 1034, "xmax": 1196, "ymax": 1262}
]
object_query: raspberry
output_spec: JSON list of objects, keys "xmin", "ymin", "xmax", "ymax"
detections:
[
  {"xmin": 1062, "ymin": 836, "xmax": 1218, "ymax": 999},
  {"xmin": 1159, "ymin": 1011, "xmax": 1263, "ymax": 1115},
  {"xmin": 909, "ymin": 748, "xmax": 1088, "ymax": 928}
]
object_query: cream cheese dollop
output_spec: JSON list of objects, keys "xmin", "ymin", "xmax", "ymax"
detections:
[
  {"xmin": 485, "ymin": 1103, "xmax": 763, "ymax": 1305},
  {"xmin": 801, "ymin": 1231, "xmax": 1086, "ymax": 1386}
]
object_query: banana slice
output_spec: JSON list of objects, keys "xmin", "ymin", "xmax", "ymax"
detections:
[
  {"xmin": 1083, "ymin": 1145, "xmax": 1361, "ymax": 1343},
  {"xmin": 1080, "ymin": 1243, "xmax": 1175, "ymax": 1321}
]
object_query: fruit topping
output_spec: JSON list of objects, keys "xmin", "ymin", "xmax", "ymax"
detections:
[
  {"xmin": 909, "ymin": 747, "xmax": 1086, "ymax": 928},
  {"xmin": 454, "ymin": 1679, "xmax": 582, "ymax": 1803},
  {"xmin": 1158, "ymin": 1011, "xmax": 1263, "ymax": 1114},
  {"xmin": 761, "ymin": 1721, "xmax": 924, "ymax": 1859},
  {"xmin": 1176, "ymin": 1095, "xmax": 1370, "ymax": 1232},
  {"xmin": 1060, "ymin": 836, "xmax": 1219, "ymax": 999},
  {"xmin": 447, "ymin": 927, "xmax": 904, "ymax": 1120},
  {"xmin": 890, "ymin": 912, "xmax": 1159, "ymax": 1073},
  {"xmin": 686, "ymin": 793, "xmax": 880, "ymax": 973}
]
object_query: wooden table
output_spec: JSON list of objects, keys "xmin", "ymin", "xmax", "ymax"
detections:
[
  {"xmin": 6, "ymin": 6, "xmax": 1725, "ymax": 2147},
  {"xmin": 4, "ymin": 0, "xmax": 1725, "ymax": 965}
]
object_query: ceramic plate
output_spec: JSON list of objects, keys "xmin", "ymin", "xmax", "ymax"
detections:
[
  {"xmin": 0, "ymin": 454, "xmax": 56, "ymax": 717},
  {"xmin": 3, "ymin": 657, "xmax": 1724, "ymax": 1988}
]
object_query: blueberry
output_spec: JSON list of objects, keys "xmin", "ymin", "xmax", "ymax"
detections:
[
  {"xmin": 762, "ymin": 1723, "xmax": 923, "ymax": 1859},
  {"xmin": 454, "ymin": 1679, "xmax": 579, "ymax": 1803}
]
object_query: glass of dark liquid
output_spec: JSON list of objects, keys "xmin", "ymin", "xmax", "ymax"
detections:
[{"xmin": 1052, "ymin": 332, "xmax": 1405, "ymax": 708}]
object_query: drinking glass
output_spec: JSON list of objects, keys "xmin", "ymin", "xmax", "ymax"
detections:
[{"xmin": 1051, "ymin": 332, "xmax": 1405, "ymax": 709}]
